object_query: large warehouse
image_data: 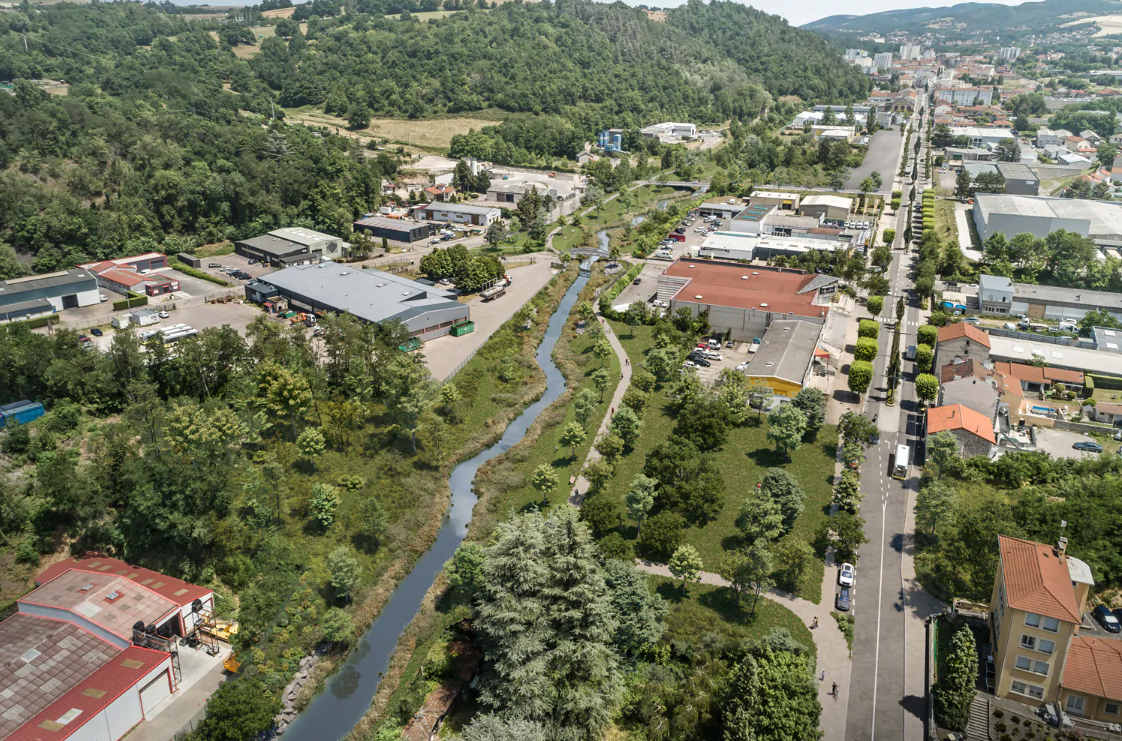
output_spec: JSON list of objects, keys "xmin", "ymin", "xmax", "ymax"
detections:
[
  {"xmin": 247, "ymin": 263, "xmax": 469, "ymax": 340},
  {"xmin": 235, "ymin": 228, "xmax": 350, "ymax": 267},
  {"xmin": 0, "ymin": 269, "xmax": 100, "ymax": 323},
  {"xmin": 655, "ymin": 259, "xmax": 836, "ymax": 341},
  {"xmin": 972, "ymin": 194, "xmax": 1122, "ymax": 246},
  {"xmin": 352, "ymin": 216, "xmax": 431, "ymax": 244},
  {"xmin": 1, "ymin": 557, "xmax": 216, "ymax": 741}
]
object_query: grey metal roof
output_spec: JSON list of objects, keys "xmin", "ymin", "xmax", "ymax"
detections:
[
  {"xmin": 995, "ymin": 162, "xmax": 1038, "ymax": 181},
  {"xmin": 1012, "ymin": 282, "xmax": 1122, "ymax": 309},
  {"xmin": 421, "ymin": 202, "xmax": 499, "ymax": 216},
  {"xmin": 979, "ymin": 274, "xmax": 1012, "ymax": 293},
  {"xmin": 238, "ymin": 235, "xmax": 312, "ymax": 257},
  {"xmin": 260, "ymin": 264, "xmax": 461, "ymax": 324},
  {"xmin": 0, "ymin": 298, "xmax": 55, "ymax": 321},
  {"xmin": 354, "ymin": 216, "xmax": 427, "ymax": 231},
  {"xmin": 797, "ymin": 273, "xmax": 839, "ymax": 295},
  {"xmin": 742, "ymin": 320, "xmax": 821, "ymax": 385},
  {"xmin": 0, "ymin": 269, "xmax": 96, "ymax": 299}
]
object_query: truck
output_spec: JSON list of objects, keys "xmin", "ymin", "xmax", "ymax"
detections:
[{"xmin": 482, "ymin": 285, "xmax": 506, "ymax": 301}]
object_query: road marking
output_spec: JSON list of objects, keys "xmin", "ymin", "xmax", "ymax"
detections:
[{"xmin": 871, "ymin": 497, "xmax": 888, "ymax": 741}]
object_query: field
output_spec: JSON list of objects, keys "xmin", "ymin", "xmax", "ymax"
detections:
[
  {"xmin": 603, "ymin": 321, "xmax": 838, "ymax": 603},
  {"xmin": 233, "ymin": 24, "xmax": 308, "ymax": 59},
  {"xmin": 1062, "ymin": 14, "xmax": 1122, "ymax": 36},
  {"xmin": 284, "ymin": 107, "xmax": 502, "ymax": 150}
]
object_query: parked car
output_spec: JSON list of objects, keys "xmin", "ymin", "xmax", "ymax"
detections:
[
  {"xmin": 708, "ymin": 339, "xmax": 721, "ymax": 349},
  {"xmin": 835, "ymin": 587, "xmax": 852, "ymax": 612},
  {"xmin": 633, "ymin": 277, "xmax": 641, "ymax": 285},
  {"xmin": 90, "ymin": 328, "xmax": 103, "ymax": 337},
  {"xmin": 99, "ymin": 294, "xmax": 108, "ymax": 303},
  {"xmin": 963, "ymin": 316, "xmax": 980, "ymax": 324},
  {"xmin": 157, "ymin": 311, "xmax": 170, "ymax": 319},
  {"xmin": 1074, "ymin": 441, "xmax": 1104, "ymax": 453},
  {"xmin": 692, "ymin": 357, "xmax": 711, "ymax": 367},
  {"xmin": 1093, "ymin": 605, "xmax": 1121, "ymax": 633},
  {"xmin": 682, "ymin": 360, "xmax": 699, "ymax": 369},
  {"xmin": 838, "ymin": 563, "xmax": 855, "ymax": 587},
  {"xmin": 78, "ymin": 335, "xmax": 91, "ymax": 344},
  {"xmin": 209, "ymin": 263, "xmax": 222, "ymax": 269},
  {"xmin": 1112, "ymin": 607, "xmax": 1122, "ymax": 624},
  {"xmin": 1003, "ymin": 322, "xmax": 1017, "ymax": 330},
  {"xmin": 248, "ymin": 259, "xmax": 259, "ymax": 265},
  {"xmin": 904, "ymin": 345, "xmax": 917, "ymax": 361},
  {"xmin": 725, "ymin": 340, "xmax": 735, "ymax": 348}
]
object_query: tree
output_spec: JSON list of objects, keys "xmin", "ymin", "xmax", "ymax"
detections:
[
  {"xmin": 927, "ymin": 431, "xmax": 961, "ymax": 477},
  {"xmin": 609, "ymin": 405, "xmax": 642, "ymax": 449},
  {"xmin": 736, "ymin": 486, "xmax": 783, "ymax": 545},
  {"xmin": 954, "ymin": 168, "xmax": 973, "ymax": 198},
  {"xmin": 644, "ymin": 347, "xmax": 676, "ymax": 383},
  {"xmin": 838, "ymin": 410, "xmax": 878, "ymax": 445},
  {"xmin": 825, "ymin": 511, "xmax": 869, "ymax": 564},
  {"xmin": 747, "ymin": 380, "xmax": 772, "ymax": 420},
  {"xmin": 310, "ymin": 483, "xmax": 341, "ymax": 529},
  {"xmin": 917, "ymin": 324, "xmax": 938, "ymax": 348},
  {"xmin": 584, "ymin": 459, "xmax": 614, "ymax": 494},
  {"xmin": 995, "ymin": 137, "xmax": 1021, "ymax": 162},
  {"xmin": 560, "ymin": 421, "xmax": 586, "ymax": 459},
  {"xmin": 915, "ymin": 480, "xmax": 957, "ymax": 536},
  {"xmin": 935, "ymin": 625, "xmax": 979, "ymax": 730},
  {"xmin": 595, "ymin": 432, "xmax": 624, "ymax": 464},
  {"xmin": 858, "ymin": 319, "xmax": 880, "ymax": 340},
  {"xmin": 296, "ymin": 427, "xmax": 326, "ymax": 469},
  {"xmin": 638, "ymin": 511, "xmax": 685, "ymax": 561},
  {"xmin": 461, "ymin": 716, "xmax": 547, "ymax": 741},
  {"xmin": 871, "ymin": 171, "xmax": 883, "ymax": 190},
  {"xmin": 485, "ymin": 220, "xmax": 508, "ymax": 249},
  {"xmin": 854, "ymin": 337, "xmax": 879, "ymax": 362},
  {"xmin": 791, "ymin": 387, "xmax": 825, "ymax": 440},
  {"xmin": 380, "ymin": 354, "xmax": 437, "ymax": 453},
  {"xmin": 623, "ymin": 301, "xmax": 649, "ymax": 335},
  {"xmin": 767, "ymin": 403, "xmax": 807, "ymax": 454},
  {"xmin": 847, "ymin": 360, "xmax": 873, "ymax": 397},
  {"xmin": 196, "ymin": 677, "xmax": 282, "ymax": 741},
  {"xmin": 602, "ymin": 559, "xmax": 667, "ymax": 656},
  {"xmin": 832, "ymin": 468, "xmax": 863, "ymax": 514},
  {"xmin": 592, "ymin": 337, "xmax": 612, "ymax": 368},
  {"xmin": 643, "ymin": 436, "xmax": 724, "ymax": 522},
  {"xmin": 668, "ymin": 544, "xmax": 704, "ymax": 594},
  {"xmin": 573, "ymin": 388, "xmax": 598, "ymax": 430},
  {"xmin": 882, "ymin": 228, "xmax": 896, "ymax": 246},
  {"xmin": 625, "ymin": 473, "xmax": 657, "ymax": 535},
  {"xmin": 915, "ymin": 343, "xmax": 933, "ymax": 372},
  {"xmin": 723, "ymin": 638, "xmax": 820, "ymax": 741},
  {"xmin": 531, "ymin": 463, "xmax": 558, "ymax": 504},
  {"xmin": 321, "ymin": 607, "xmax": 355, "ymax": 646},
  {"xmin": 327, "ymin": 545, "xmax": 360, "ymax": 602},
  {"xmin": 866, "ymin": 295, "xmax": 884, "ymax": 315},
  {"xmin": 774, "ymin": 537, "xmax": 816, "ymax": 590},
  {"xmin": 914, "ymin": 373, "xmax": 938, "ymax": 406},
  {"xmin": 591, "ymin": 367, "xmax": 611, "ymax": 402},
  {"xmin": 474, "ymin": 508, "xmax": 622, "ymax": 738},
  {"xmin": 359, "ymin": 496, "xmax": 389, "ymax": 550},
  {"xmin": 445, "ymin": 541, "xmax": 486, "ymax": 594},
  {"xmin": 347, "ymin": 103, "xmax": 370, "ymax": 130},
  {"xmin": 760, "ymin": 468, "xmax": 805, "ymax": 532}
]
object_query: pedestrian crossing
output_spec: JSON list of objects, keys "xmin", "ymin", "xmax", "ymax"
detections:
[{"xmin": 870, "ymin": 316, "xmax": 921, "ymax": 327}]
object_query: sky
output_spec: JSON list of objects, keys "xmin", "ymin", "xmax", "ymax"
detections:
[{"xmin": 619, "ymin": 0, "xmax": 1027, "ymax": 27}]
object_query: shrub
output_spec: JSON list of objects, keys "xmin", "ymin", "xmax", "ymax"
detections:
[
  {"xmin": 639, "ymin": 511, "xmax": 685, "ymax": 562},
  {"xmin": 917, "ymin": 324, "xmax": 938, "ymax": 347},
  {"xmin": 854, "ymin": 337, "xmax": 879, "ymax": 362},
  {"xmin": 858, "ymin": 319, "xmax": 880, "ymax": 340},
  {"xmin": 996, "ymin": 722, "xmax": 1008, "ymax": 732},
  {"xmin": 994, "ymin": 710, "xmax": 1004, "ymax": 719}
]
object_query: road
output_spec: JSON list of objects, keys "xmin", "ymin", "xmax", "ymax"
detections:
[{"xmin": 845, "ymin": 105, "xmax": 943, "ymax": 741}]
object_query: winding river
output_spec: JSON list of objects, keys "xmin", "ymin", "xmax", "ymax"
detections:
[{"xmin": 282, "ymin": 271, "xmax": 589, "ymax": 741}]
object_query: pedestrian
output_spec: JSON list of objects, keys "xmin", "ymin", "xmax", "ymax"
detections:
[
  {"xmin": 610, "ymin": 407, "xmax": 615, "ymax": 416},
  {"xmin": 832, "ymin": 682, "xmax": 838, "ymax": 697},
  {"xmin": 820, "ymin": 670, "xmax": 826, "ymax": 681},
  {"xmin": 625, "ymin": 358, "xmax": 629, "ymax": 366}
]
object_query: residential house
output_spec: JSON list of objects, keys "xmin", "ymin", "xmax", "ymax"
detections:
[
  {"xmin": 1036, "ymin": 128, "xmax": 1073, "ymax": 148},
  {"xmin": 1080, "ymin": 130, "xmax": 1104, "ymax": 146},
  {"xmin": 939, "ymin": 366, "xmax": 1001, "ymax": 423},
  {"xmin": 424, "ymin": 184, "xmax": 456, "ymax": 202},
  {"xmin": 935, "ymin": 322, "xmax": 992, "ymax": 369},
  {"xmin": 993, "ymin": 361, "xmax": 1085, "ymax": 394},
  {"xmin": 989, "ymin": 535, "xmax": 1122, "ymax": 725},
  {"xmin": 926, "ymin": 403, "xmax": 997, "ymax": 457},
  {"xmin": 1089, "ymin": 401, "xmax": 1122, "ymax": 427},
  {"xmin": 978, "ymin": 274, "xmax": 1015, "ymax": 314}
]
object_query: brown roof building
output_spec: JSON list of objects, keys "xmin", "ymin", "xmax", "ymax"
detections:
[{"xmin": 935, "ymin": 322, "xmax": 992, "ymax": 370}]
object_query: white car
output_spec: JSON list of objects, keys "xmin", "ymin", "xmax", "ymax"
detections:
[
  {"xmin": 682, "ymin": 360, "xmax": 699, "ymax": 369},
  {"xmin": 157, "ymin": 311, "xmax": 170, "ymax": 319},
  {"xmin": 838, "ymin": 563, "xmax": 855, "ymax": 587},
  {"xmin": 704, "ymin": 352, "xmax": 723, "ymax": 362}
]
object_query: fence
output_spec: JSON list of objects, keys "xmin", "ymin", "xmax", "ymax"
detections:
[{"xmin": 172, "ymin": 705, "xmax": 207, "ymax": 740}]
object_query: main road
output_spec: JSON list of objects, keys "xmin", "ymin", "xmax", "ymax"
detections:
[{"xmin": 845, "ymin": 104, "xmax": 941, "ymax": 741}]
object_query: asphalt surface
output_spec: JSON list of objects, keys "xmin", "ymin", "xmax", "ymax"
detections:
[
  {"xmin": 845, "ymin": 107, "xmax": 930, "ymax": 741},
  {"xmin": 845, "ymin": 127, "xmax": 909, "ymax": 194}
]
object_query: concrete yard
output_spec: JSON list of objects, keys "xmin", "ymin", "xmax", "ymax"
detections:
[
  {"xmin": 123, "ymin": 644, "xmax": 232, "ymax": 741},
  {"xmin": 423, "ymin": 257, "xmax": 559, "ymax": 381},
  {"xmin": 1027, "ymin": 427, "xmax": 1112, "ymax": 461},
  {"xmin": 84, "ymin": 301, "xmax": 264, "ymax": 351}
]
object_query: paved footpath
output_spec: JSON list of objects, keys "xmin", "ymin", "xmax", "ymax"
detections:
[
  {"xmin": 568, "ymin": 312, "xmax": 631, "ymax": 505},
  {"xmin": 636, "ymin": 561, "xmax": 853, "ymax": 741}
]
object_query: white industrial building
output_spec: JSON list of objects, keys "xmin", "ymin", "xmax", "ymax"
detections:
[
  {"xmin": 0, "ymin": 269, "xmax": 101, "ymax": 323},
  {"xmin": 950, "ymin": 126, "xmax": 1014, "ymax": 148},
  {"xmin": 639, "ymin": 122, "xmax": 696, "ymax": 141},
  {"xmin": 972, "ymin": 194, "xmax": 1122, "ymax": 247}
]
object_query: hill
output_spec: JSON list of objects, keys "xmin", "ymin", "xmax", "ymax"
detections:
[{"xmin": 804, "ymin": 0, "xmax": 1122, "ymax": 34}]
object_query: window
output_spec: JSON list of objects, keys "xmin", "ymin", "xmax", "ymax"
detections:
[
  {"xmin": 1011, "ymin": 681, "xmax": 1045, "ymax": 700},
  {"xmin": 1029, "ymin": 685, "xmax": 1044, "ymax": 700},
  {"xmin": 1012, "ymin": 681, "xmax": 1027, "ymax": 695},
  {"xmin": 1066, "ymin": 695, "xmax": 1085, "ymax": 714},
  {"xmin": 1033, "ymin": 660, "xmax": 1049, "ymax": 676},
  {"xmin": 1043, "ymin": 617, "xmax": 1060, "ymax": 633},
  {"xmin": 1025, "ymin": 613, "xmax": 1041, "ymax": 628},
  {"xmin": 1016, "ymin": 656, "xmax": 1032, "ymax": 671},
  {"xmin": 1021, "ymin": 635, "xmax": 1036, "ymax": 650},
  {"xmin": 1039, "ymin": 639, "xmax": 1055, "ymax": 655},
  {"xmin": 1105, "ymin": 703, "xmax": 1120, "ymax": 716}
]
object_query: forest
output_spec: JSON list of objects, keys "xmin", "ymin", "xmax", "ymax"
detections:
[{"xmin": 0, "ymin": 0, "xmax": 869, "ymax": 273}]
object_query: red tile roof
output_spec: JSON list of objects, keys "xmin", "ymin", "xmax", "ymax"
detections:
[
  {"xmin": 993, "ymin": 361, "xmax": 1083, "ymax": 386},
  {"xmin": 36, "ymin": 557, "xmax": 210, "ymax": 607},
  {"xmin": 939, "ymin": 358, "xmax": 992, "ymax": 384},
  {"xmin": 937, "ymin": 322, "xmax": 991, "ymax": 348},
  {"xmin": 6, "ymin": 645, "xmax": 170, "ymax": 741},
  {"xmin": 926, "ymin": 404, "xmax": 996, "ymax": 443},
  {"xmin": 1063, "ymin": 635, "xmax": 1122, "ymax": 702},
  {"xmin": 998, "ymin": 535, "xmax": 1082, "ymax": 624}
]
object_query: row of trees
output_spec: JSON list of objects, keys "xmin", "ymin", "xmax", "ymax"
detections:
[{"xmin": 981, "ymin": 228, "xmax": 1122, "ymax": 292}]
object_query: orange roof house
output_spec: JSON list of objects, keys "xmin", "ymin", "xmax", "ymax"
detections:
[
  {"xmin": 937, "ymin": 322, "xmax": 991, "ymax": 348},
  {"xmin": 997, "ymin": 535, "xmax": 1082, "ymax": 623}
]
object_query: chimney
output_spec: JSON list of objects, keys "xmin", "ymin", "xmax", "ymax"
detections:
[{"xmin": 1057, "ymin": 536, "xmax": 1068, "ymax": 558}]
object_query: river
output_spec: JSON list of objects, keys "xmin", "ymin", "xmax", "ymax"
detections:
[{"xmin": 282, "ymin": 271, "xmax": 588, "ymax": 741}]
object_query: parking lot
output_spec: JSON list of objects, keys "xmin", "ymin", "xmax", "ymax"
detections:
[
  {"xmin": 195, "ymin": 253, "xmax": 276, "ymax": 283},
  {"xmin": 683, "ymin": 338, "xmax": 751, "ymax": 385},
  {"xmin": 1019, "ymin": 427, "xmax": 1111, "ymax": 461},
  {"xmin": 85, "ymin": 300, "xmax": 263, "ymax": 351},
  {"xmin": 612, "ymin": 214, "xmax": 728, "ymax": 309}
]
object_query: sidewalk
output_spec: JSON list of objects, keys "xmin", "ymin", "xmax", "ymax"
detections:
[
  {"xmin": 636, "ymin": 561, "xmax": 852, "ymax": 741},
  {"xmin": 568, "ymin": 313, "xmax": 632, "ymax": 505},
  {"xmin": 826, "ymin": 309, "xmax": 863, "ymax": 425}
]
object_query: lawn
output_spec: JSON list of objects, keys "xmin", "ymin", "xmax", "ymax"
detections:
[
  {"xmin": 604, "ymin": 321, "xmax": 837, "ymax": 603},
  {"xmin": 650, "ymin": 576, "xmax": 815, "ymax": 653},
  {"xmin": 934, "ymin": 198, "xmax": 959, "ymax": 245}
]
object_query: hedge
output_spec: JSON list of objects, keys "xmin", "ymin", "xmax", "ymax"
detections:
[
  {"xmin": 598, "ymin": 262, "xmax": 644, "ymax": 316},
  {"xmin": 169, "ymin": 257, "xmax": 230, "ymax": 287},
  {"xmin": 3, "ymin": 314, "xmax": 60, "ymax": 331},
  {"xmin": 1090, "ymin": 374, "xmax": 1122, "ymax": 390},
  {"xmin": 112, "ymin": 292, "xmax": 148, "ymax": 311},
  {"xmin": 858, "ymin": 319, "xmax": 880, "ymax": 339},
  {"xmin": 917, "ymin": 324, "xmax": 938, "ymax": 347}
]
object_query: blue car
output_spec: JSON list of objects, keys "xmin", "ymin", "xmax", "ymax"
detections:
[
  {"xmin": 1074, "ymin": 441, "xmax": 1104, "ymax": 453},
  {"xmin": 835, "ymin": 587, "xmax": 851, "ymax": 612}
]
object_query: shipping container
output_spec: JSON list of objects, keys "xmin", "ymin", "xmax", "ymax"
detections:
[
  {"xmin": 0, "ymin": 400, "xmax": 45, "ymax": 428},
  {"xmin": 450, "ymin": 321, "xmax": 475, "ymax": 337}
]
